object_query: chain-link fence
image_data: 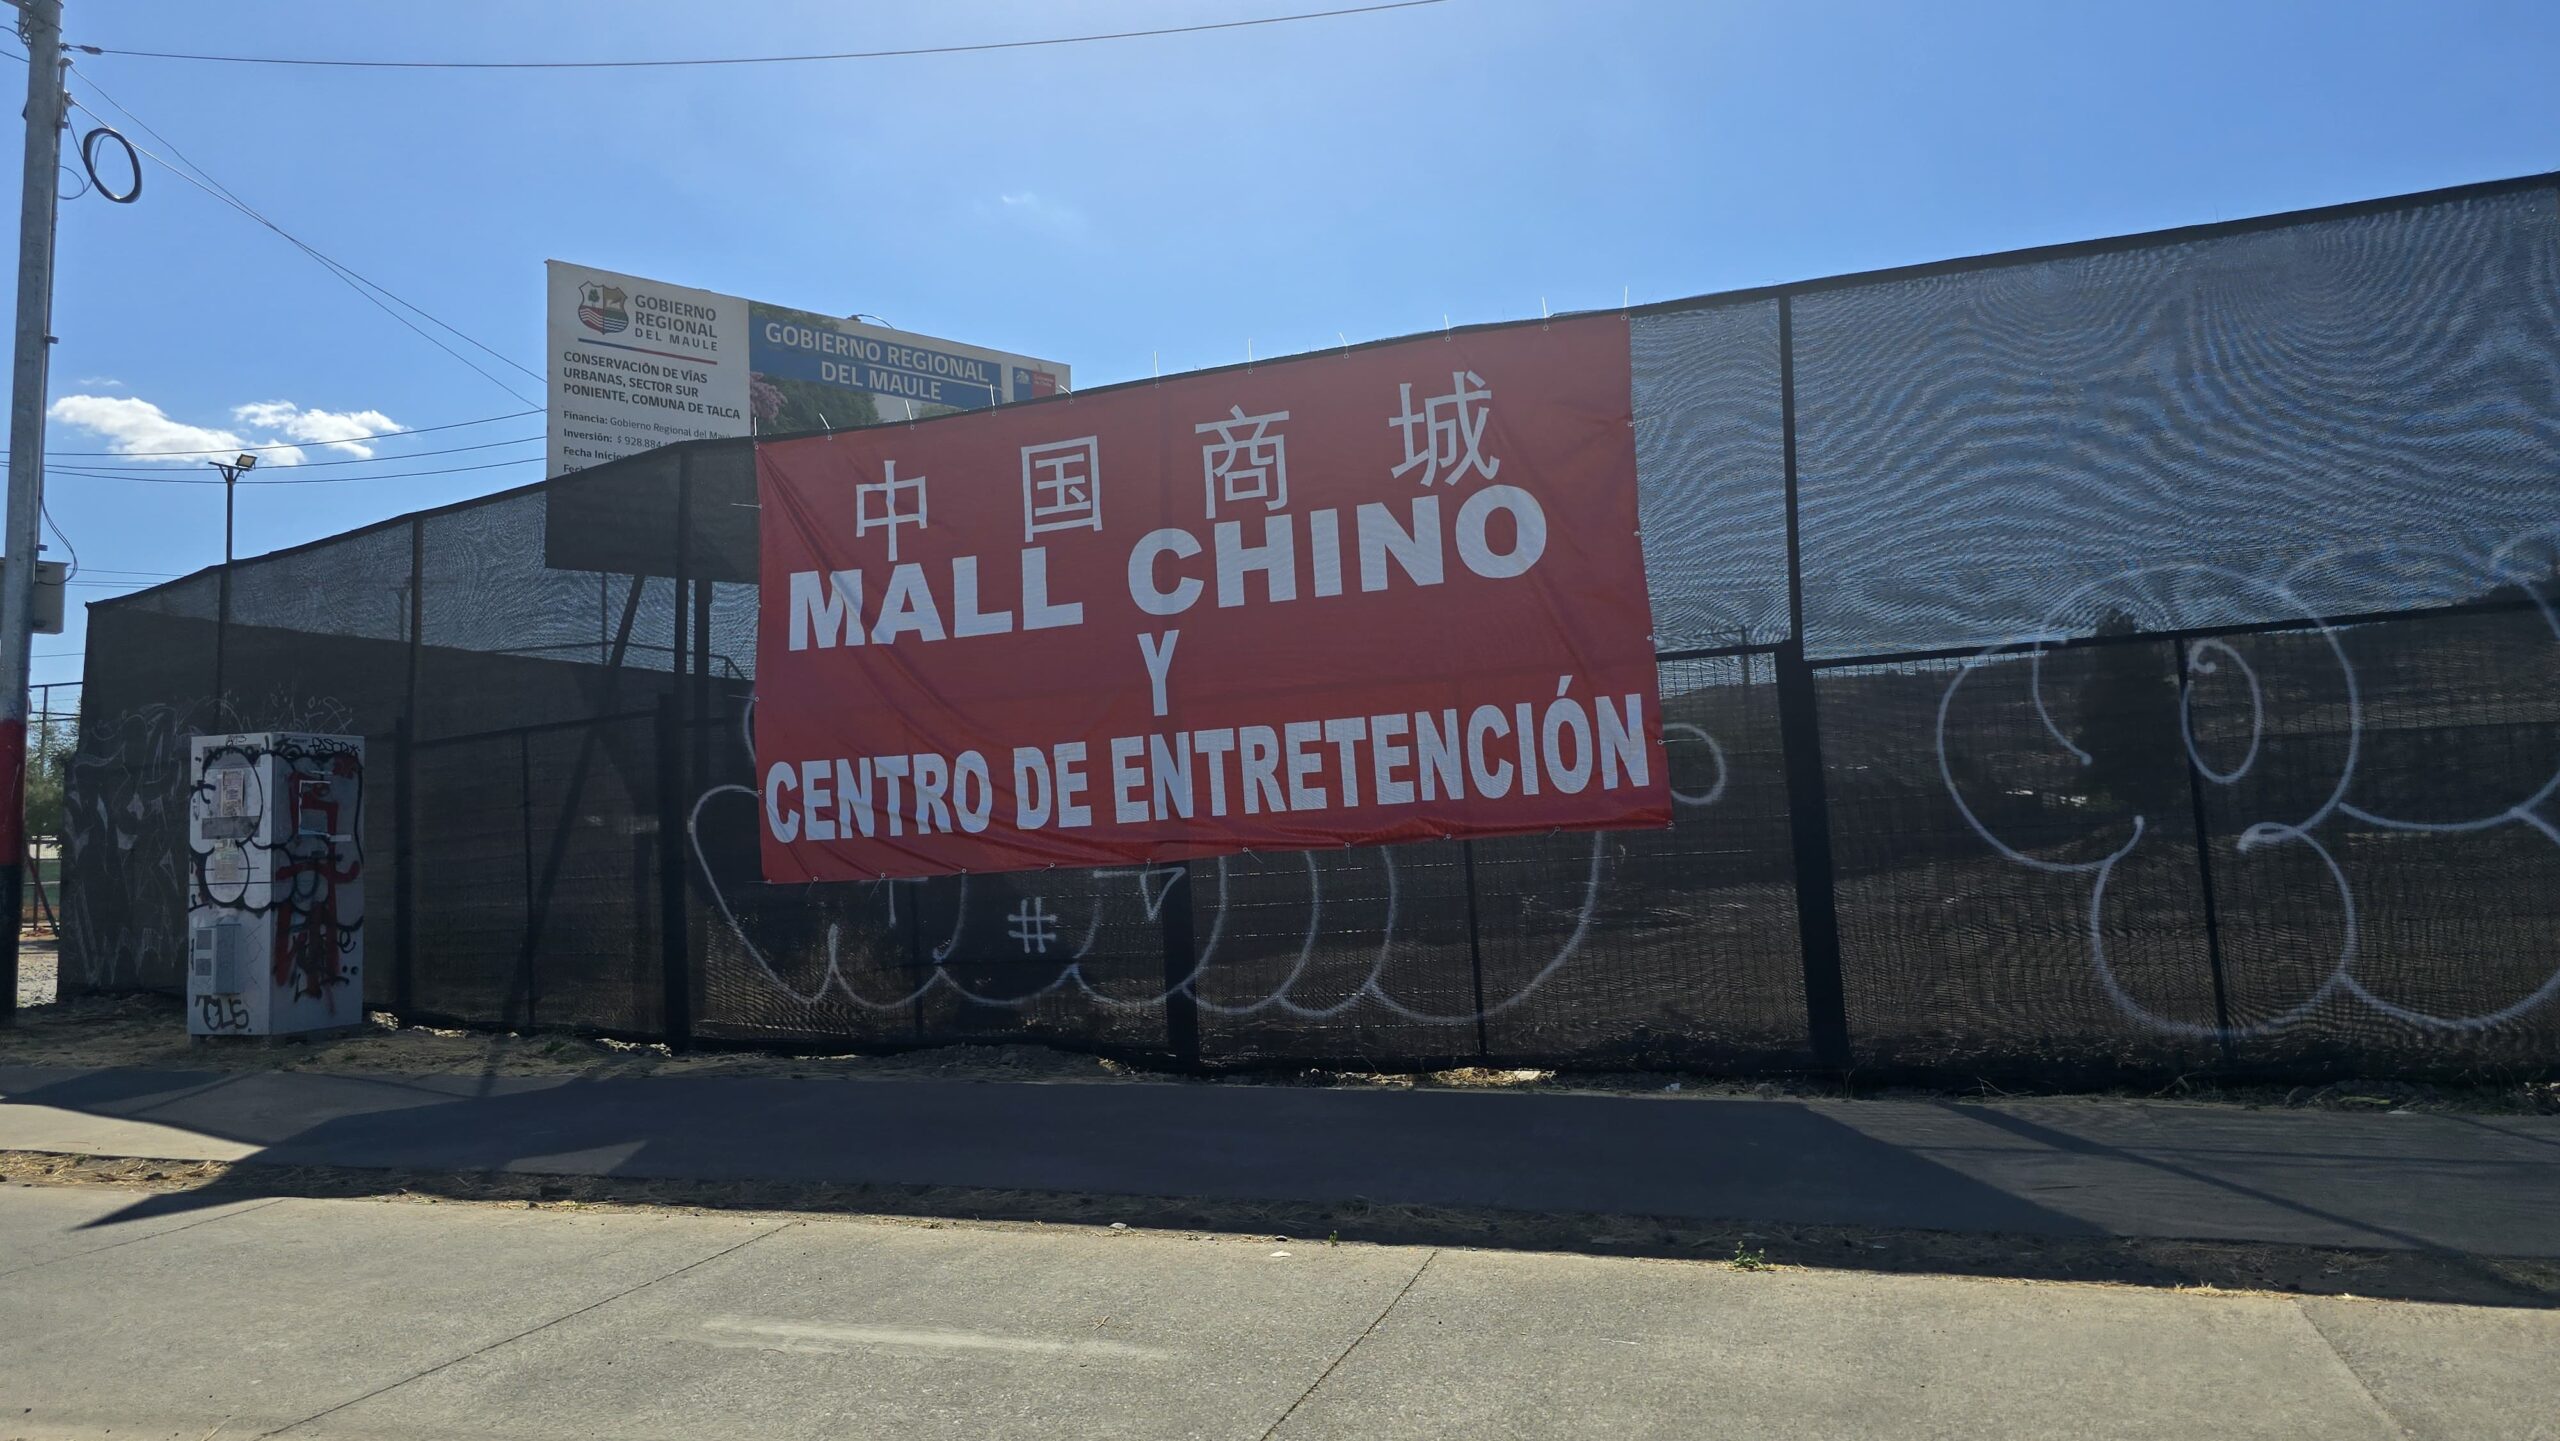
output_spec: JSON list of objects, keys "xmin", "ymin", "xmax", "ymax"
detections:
[{"xmin": 61, "ymin": 174, "xmax": 2560, "ymax": 1080}]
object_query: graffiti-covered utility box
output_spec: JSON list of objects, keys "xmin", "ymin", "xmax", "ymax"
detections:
[{"xmin": 186, "ymin": 733, "xmax": 365, "ymax": 1038}]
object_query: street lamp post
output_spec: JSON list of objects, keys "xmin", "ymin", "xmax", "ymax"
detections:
[
  {"xmin": 208, "ymin": 451, "xmax": 257, "ymax": 564},
  {"xmin": 207, "ymin": 453, "xmax": 254, "ymax": 711}
]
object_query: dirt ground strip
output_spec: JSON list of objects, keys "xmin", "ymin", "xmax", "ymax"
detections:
[
  {"xmin": 4, "ymin": 1148, "xmax": 2553, "ymax": 1311},
  {"xmin": 3, "ymin": 985, "xmax": 2555, "ymax": 1116},
  {"xmin": 11, "ymin": 939, "xmax": 53, "ymax": 1012}
]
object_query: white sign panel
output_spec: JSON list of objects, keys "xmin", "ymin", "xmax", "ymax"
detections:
[
  {"xmin": 546, "ymin": 263, "xmax": 749, "ymax": 477},
  {"xmin": 546, "ymin": 260, "xmax": 1069, "ymax": 479}
]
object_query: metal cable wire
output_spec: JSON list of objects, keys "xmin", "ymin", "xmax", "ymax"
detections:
[
  {"xmin": 39, "ymin": 433, "xmax": 541, "ymax": 470},
  {"xmin": 63, "ymin": 79, "xmax": 541, "ymax": 402},
  {"xmin": 79, "ymin": 2, "xmax": 1448, "ymax": 70},
  {"xmin": 41, "ymin": 409, "xmax": 540, "ymax": 457}
]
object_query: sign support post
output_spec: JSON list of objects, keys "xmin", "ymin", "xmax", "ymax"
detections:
[{"xmin": 0, "ymin": 0, "xmax": 67, "ymax": 1023}]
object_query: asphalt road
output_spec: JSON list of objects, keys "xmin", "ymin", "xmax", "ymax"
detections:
[
  {"xmin": 2, "ymin": 1183, "xmax": 2553, "ymax": 1441},
  {"xmin": 2, "ymin": 1063, "xmax": 2554, "ymax": 1256}
]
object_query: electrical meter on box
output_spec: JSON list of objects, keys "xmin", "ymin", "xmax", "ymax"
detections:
[{"xmin": 186, "ymin": 732, "xmax": 365, "ymax": 1038}]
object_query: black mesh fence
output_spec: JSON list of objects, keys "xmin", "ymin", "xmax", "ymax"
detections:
[{"xmin": 59, "ymin": 174, "xmax": 2560, "ymax": 1080}]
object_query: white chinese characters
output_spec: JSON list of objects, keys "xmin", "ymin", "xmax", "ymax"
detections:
[
  {"xmin": 854, "ymin": 460, "xmax": 928, "ymax": 561},
  {"xmin": 1391, "ymin": 370, "xmax": 1501, "ymax": 489},
  {"xmin": 1195, "ymin": 405, "xmax": 1291, "ymax": 519},
  {"xmin": 1022, "ymin": 436, "xmax": 1103, "ymax": 542}
]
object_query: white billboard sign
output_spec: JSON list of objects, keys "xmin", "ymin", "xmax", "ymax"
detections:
[{"xmin": 545, "ymin": 260, "xmax": 1069, "ymax": 479}]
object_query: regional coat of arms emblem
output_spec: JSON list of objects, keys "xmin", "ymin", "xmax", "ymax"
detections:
[{"xmin": 577, "ymin": 282, "xmax": 629, "ymax": 335}]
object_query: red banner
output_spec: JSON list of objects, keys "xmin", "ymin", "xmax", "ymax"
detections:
[{"xmin": 755, "ymin": 313, "xmax": 1665, "ymax": 881}]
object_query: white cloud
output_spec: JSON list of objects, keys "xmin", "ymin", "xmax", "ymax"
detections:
[
  {"xmin": 988, "ymin": 190, "xmax": 1089, "ymax": 239},
  {"xmin": 46, "ymin": 394, "xmax": 411, "ymax": 465},
  {"xmin": 232, "ymin": 401, "xmax": 403, "ymax": 459},
  {"xmin": 72, "ymin": 375, "xmax": 124, "ymax": 390},
  {"xmin": 46, "ymin": 395, "xmax": 302, "ymax": 464}
]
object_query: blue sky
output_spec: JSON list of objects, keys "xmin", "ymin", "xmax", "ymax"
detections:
[{"xmin": 11, "ymin": 0, "xmax": 2560, "ymax": 701}]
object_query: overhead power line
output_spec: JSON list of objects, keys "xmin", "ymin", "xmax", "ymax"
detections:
[
  {"xmin": 64, "ymin": 74, "xmax": 543, "ymax": 403},
  {"xmin": 76, "ymin": 2, "xmax": 1448, "ymax": 70},
  {"xmin": 39, "ymin": 408, "xmax": 539, "ymax": 457},
  {"xmin": 43, "ymin": 432, "xmax": 541, "ymax": 470},
  {"xmin": 78, "ymin": 104, "xmax": 541, "ymax": 404},
  {"xmin": 52, "ymin": 454, "xmax": 543, "ymax": 485}
]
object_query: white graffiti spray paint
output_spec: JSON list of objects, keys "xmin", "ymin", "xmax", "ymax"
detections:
[
  {"xmin": 694, "ymin": 689, "xmax": 1737, "ymax": 1024},
  {"xmin": 1937, "ymin": 538, "xmax": 2560, "ymax": 1039}
]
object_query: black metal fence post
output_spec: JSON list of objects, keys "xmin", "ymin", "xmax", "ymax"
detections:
[
  {"xmin": 396, "ymin": 518, "xmax": 422, "ymax": 1017},
  {"xmin": 211, "ymin": 560, "xmax": 229, "ymax": 725},
  {"xmin": 1776, "ymin": 295, "xmax": 1853, "ymax": 1068},
  {"xmin": 671, "ymin": 449, "xmax": 703, "ymax": 1046},
  {"xmin": 391, "ymin": 715, "xmax": 414, "ymax": 1015},
  {"xmin": 1461, "ymin": 841, "xmax": 1491, "ymax": 1060},
  {"xmin": 655, "ymin": 691, "xmax": 692, "ymax": 1050},
  {"xmin": 517, "ymin": 730, "xmax": 537, "ymax": 1028},
  {"xmin": 689, "ymin": 555, "xmax": 713, "ymax": 1044},
  {"xmin": 1159, "ymin": 861, "xmax": 1201, "ymax": 1067},
  {"xmin": 907, "ymin": 881, "xmax": 928, "ymax": 1040},
  {"xmin": 1775, "ymin": 643, "xmax": 1850, "ymax": 1066},
  {"xmin": 2172, "ymin": 639, "xmax": 2238, "ymax": 1061}
]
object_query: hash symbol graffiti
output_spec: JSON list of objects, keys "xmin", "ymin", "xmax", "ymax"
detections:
[{"xmin": 1007, "ymin": 897, "xmax": 1059, "ymax": 955}]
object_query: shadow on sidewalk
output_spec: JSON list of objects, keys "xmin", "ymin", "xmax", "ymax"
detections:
[{"xmin": 4, "ymin": 1063, "xmax": 2555, "ymax": 1309}]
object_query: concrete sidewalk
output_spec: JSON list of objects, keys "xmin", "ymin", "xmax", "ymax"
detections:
[
  {"xmin": 3, "ymin": 1183, "xmax": 2555, "ymax": 1440},
  {"xmin": 2, "ymin": 1063, "xmax": 2555, "ymax": 1257}
]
